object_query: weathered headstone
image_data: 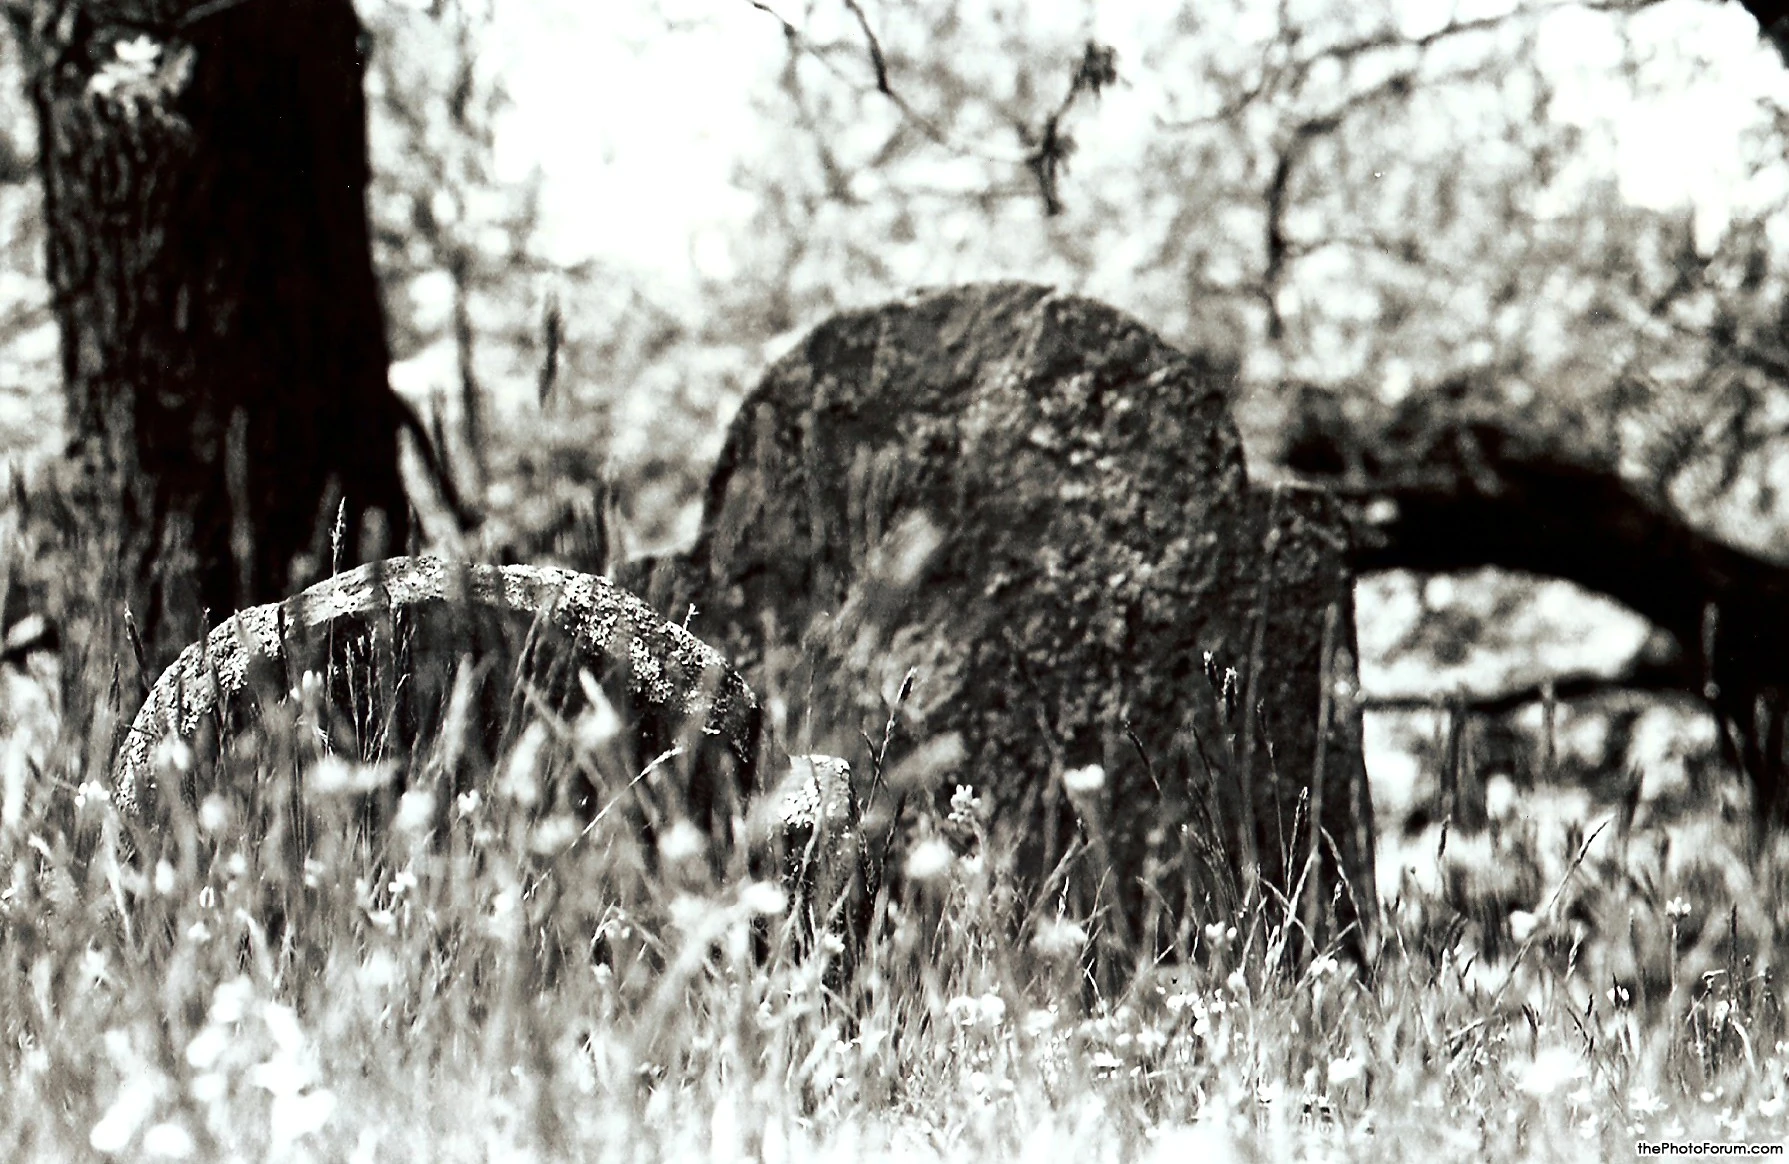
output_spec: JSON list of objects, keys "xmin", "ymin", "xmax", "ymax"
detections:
[
  {"xmin": 111, "ymin": 557, "xmax": 880, "ymax": 968},
  {"xmin": 111, "ymin": 557, "xmax": 760, "ymax": 839},
  {"xmin": 640, "ymin": 283, "xmax": 1376, "ymax": 964}
]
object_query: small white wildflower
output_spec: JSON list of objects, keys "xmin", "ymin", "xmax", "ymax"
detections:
[
  {"xmin": 198, "ymin": 795, "xmax": 230, "ymax": 834},
  {"xmin": 308, "ymin": 756, "xmax": 395, "ymax": 796},
  {"xmin": 185, "ymin": 1027, "xmax": 228, "ymax": 1070},
  {"xmin": 658, "ymin": 820, "xmax": 706, "ymax": 863},
  {"xmin": 529, "ymin": 814, "xmax": 580, "ymax": 855},
  {"xmin": 269, "ymin": 1089, "xmax": 336, "ymax": 1147},
  {"xmin": 1630, "ymin": 1086, "xmax": 1668, "ymax": 1117},
  {"xmin": 74, "ymin": 781, "xmax": 109, "ymax": 810},
  {"xmin": 151, "ymin": 734, "xmax": 193, "ymax": 776},
  {"xmin": 1032, "ymin": 916, "xmax": 1088, "ymax": 960},
  {"xmin": 905, "ymin": 837, "xmax": 954, "ymax": 882},
  {"xmin": 668, "ymin": 893, "xmax": 718, "ymax": 934},
  {"xmin": 1667, "ymin": 897, "xmax": 1693, "ymax": 921},
  {"xmin": 1508, "ymin": 909, "xmax": 1538, "ymax": 942},
  {"xmin": 1062, "ymin": 764, "xmax": 1105, "ymax": 796},
  {"xmin": 740, "ymin": 881, "xmax": 787, "ymax": 917},
  {"xmin": 948, "ymin": 784, "xmax": 982, "ymax": 825},
  {"xmin": 946, "ymin": 993, "xmax": 1006, "ymax": 1029},
  {"xmin": 1517, "ymin": 1046, "xmax": 1587, "ymax": 1096},
  {"xmin": 575, "ymin": 675, "xmax": 623, "ymax": 751},
  {"xmin": 358, "ymin": 950, "xmax": 398, "ymax": 990},
  {"xmin": 501, "ymin": 723, "xmax": 547, "ymax": 806},
  {"xmin": 393, "ymin": 789, "xmax": 435, "ymax": 835},
  {"xmin": 1759, "ymin": 1093, "xmax": 1784, "ymax": 1118},
  {"xmin": 1089, "ymin": 1050, "xmax": 1123, "ymax": 1075},
  {"xmin": 78, "ymin": 949, "xmax": 108, "ymax": 990},
  {"xmin": 141, "ymin": 1121, "xmax": 194, "ymax": 1159},
  {"xmin": 1024, "ymin": 1008, "xmax": 1058, "ymax": 1037},
  {"xmin": 387, "ymin": 869, "xmax": 417, "ymax": 898},
  {"xmin": 153, "ymin": 860, "xmax": 177, "ymax": 896},
  {"xmin": 1364, "ymin": 497, "xmax": 1399, "ymax": 525},
  {"xmin": 1328, "ymin": 1055, "xmax": 1365, "ymax": 1086},
  {"xmin": 455, "ymin": 789, "xmax": 482, "ymax": 818},
  {"xmin": 188, "ymin": 1073, "xmax": 226, "ymax": 1105},
  {"xmin": 1308, "ymin": 954, "xmax": 1339, "ymax": 980},
  {"xmin": 114, "ymin": 35, "xmax": 162, "ymax": 67},
  {"xmin": 90, "ymin": 1076, "xmax": 159, "ymax": 1152}
]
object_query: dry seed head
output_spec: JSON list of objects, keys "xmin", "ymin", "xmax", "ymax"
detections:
[{"xmin": 904, "ymin": 838, "xmax": 953, "ymax": 882}]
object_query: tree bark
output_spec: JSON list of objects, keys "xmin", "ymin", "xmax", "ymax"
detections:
[
  {"xmin": 8, "ymin": 0, "xmax": 409, "ymax": 667},
  {"xmin": 1279, "ymin": 379, "xmax": 1789, "ymax": 821}
]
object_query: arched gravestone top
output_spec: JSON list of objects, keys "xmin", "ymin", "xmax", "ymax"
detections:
[
  {"xmin": 649, "ymin": 282, "xmax": 1376, "ymax": 959},
  {"xmin": 111, "ymin": 557, "xmax": 760, "ymax": 824}
]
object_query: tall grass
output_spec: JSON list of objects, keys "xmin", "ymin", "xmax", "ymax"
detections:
[{"xmin": 1, "ymin": 471, "xmax": 1786, "ymax": 1161}]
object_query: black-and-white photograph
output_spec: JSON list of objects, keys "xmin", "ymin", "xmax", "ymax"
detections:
[{"xmin": 1, "ymin": 0, "xmax": 1787, "ymax": 1157}]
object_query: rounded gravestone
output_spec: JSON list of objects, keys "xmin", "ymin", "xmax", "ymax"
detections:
[
  {"xmin": 659, "ymin": 283, "xmax": 1376, "ymax": 966},
  {"xmin": 112, "ymin": 557, "xmax": 761, "ymax": 844}
]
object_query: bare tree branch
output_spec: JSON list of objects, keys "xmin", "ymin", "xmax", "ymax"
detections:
[
  {"xmin": 1281, "ymin": 380, "xmax": 1789, "ymax": 816},
  {"xmin": 744, "ymin": 0, "xmax": 1011, "ymax": 163},
  {"xmin": 743, "ymin": 1, "xmax": 1117, "ymax": 215},
  {"xmin": 838, "ymin": 0, "xmax": 888, "ymax": 94}
]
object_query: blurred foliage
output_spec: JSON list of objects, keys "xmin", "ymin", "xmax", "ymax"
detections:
[
  {"xmin": 6, "ymin": 0, "xmax": 1788, "ymax": 559},
  {"xmin": 713, "ymin": 0, "xmax": 1789, "ymax": 555},
  {"xmin": 0, "ymin": 25, "xmax": 54, "ymax": 461}
]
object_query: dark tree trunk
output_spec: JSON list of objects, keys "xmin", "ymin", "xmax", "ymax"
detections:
[
  {"xmin": 1280, "ymin": 380, "xmax": 1789, "ymax": 823},
  {"xmin": 9, "ymin": 0, "xmax": 409, "ymax": 666}
]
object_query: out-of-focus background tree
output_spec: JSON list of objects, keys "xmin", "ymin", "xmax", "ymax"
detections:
[{"xmin": 6, "ymin": 0, "xmax": 1789, "ymax": 883}]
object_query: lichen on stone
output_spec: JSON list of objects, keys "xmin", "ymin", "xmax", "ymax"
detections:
[
  {"xmin": 669, "ymin": 282, "xmax": 1375, "ymax": 959},
  {"xmin": 112, "ymin": 557, "xmax": 758, "ymax": 818}
]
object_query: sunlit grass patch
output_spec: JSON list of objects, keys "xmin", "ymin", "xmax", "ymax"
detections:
[{"xmin": 0, "ymin": 488, "xmax": 1784, "ymax": 1159}]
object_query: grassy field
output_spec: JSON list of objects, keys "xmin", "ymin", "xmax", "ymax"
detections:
[{"xmin": 2, "ymin": 500, "xmax": 1787, "ymax": 1162}]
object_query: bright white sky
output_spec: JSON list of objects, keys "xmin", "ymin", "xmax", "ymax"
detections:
[
  {"xmin": 483, "ymin": 0, "xmax": 1789, "ymax": 286},
  {"xmin": 486, "ymin": 1, "xmax": 775, "ymax": 278}
]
